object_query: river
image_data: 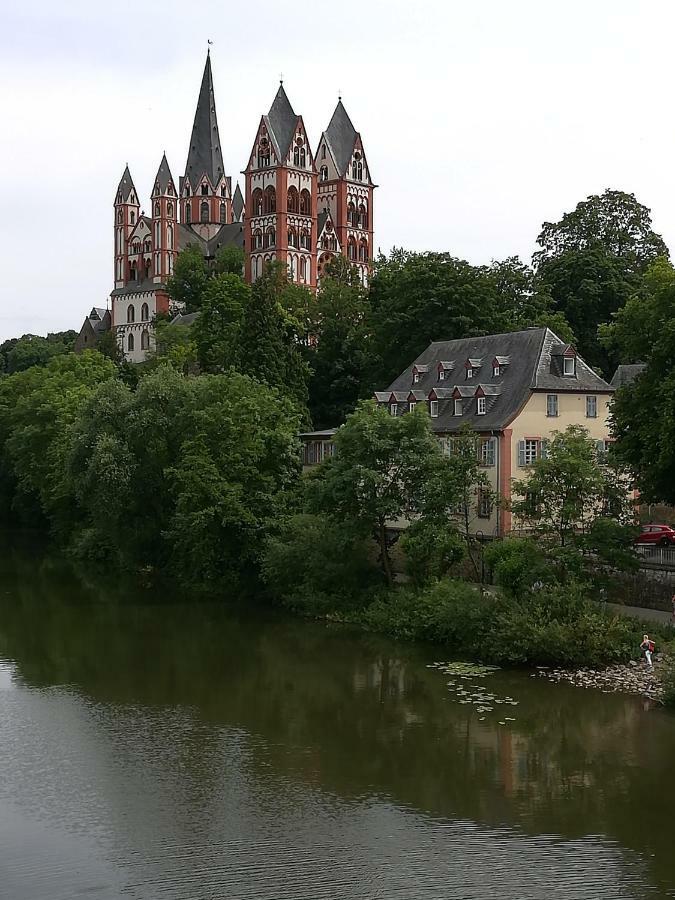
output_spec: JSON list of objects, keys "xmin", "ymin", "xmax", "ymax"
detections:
[{"xmin": 1, "ymin": 539, "xmax": 674, "ymax": 899}]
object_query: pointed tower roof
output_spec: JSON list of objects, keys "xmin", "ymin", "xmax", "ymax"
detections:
[
  {"xmin": 154, "ymin": 152, "xmax": 175, "ymax": 194},
  {"xmin": 184, "ymin": 52, "xmax": 225, "ymax": 188},
  {"xmin": 232, "ymin": 182, "xmax": 244, "ymax": 221},
  {"xmin": 115, "ymin": 165, "xmax": 137, "ymax": 203},
  {"xmin": 265, "ymin": 83, "xmax": 297, "ymax": 160},
  {"xmin": 324, "ymin": 100, "xmax": 358, "ymax": 177}
]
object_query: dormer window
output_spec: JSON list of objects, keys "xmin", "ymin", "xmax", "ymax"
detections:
[
  {"xmin": 390, "ymin": 403, "xmax": 398, "ymax": 417},
  {"xmin": 466, "ymin": 368, "xmax": 473, "ymax": 379},
  {"xmin": 430, "ymin": 400, "xmax": 439, "ymax": 418},
  {"xmin": 493, "ymin": 365, "xmax": 501, "ymax": 377},
  {"xmin": 413, "ymin": 371, "xmax": 420, "ymax": 384},
  {"xmin": 454, "ymin": 399, "xmax": 462, "ymax": 416},
  {"xmin": 201, "ymin": 184, "xmax": 209, "ymax": 196},
  {"xmin": 477, "ymin": 397, "xmax": 486, "ymax": 416},
  {"xmin": 409, "ymin": 401, "xmax": 416, "ymax": 413},
  {"xmin": 439, "ymin": 370, "xmax": 445, "ymax": 381},
  {"xmin": 563, "ymin": 357, "xmax": 576, "ymax": 376}
]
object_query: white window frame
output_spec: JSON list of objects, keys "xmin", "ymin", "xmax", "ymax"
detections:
[
  {"xmin": 390, "ymin": 403, "xmax": 398, "ymax": 417},
  {"xmin": 563, "ymin": 356, "xmax": 576, "ymax": 376},
  {"xmin": 409, "ymin": 401, "xmax": 416, "ymax": 413},
  {"xmin": 522, "ymin": 439, "xmax": 539, "ymax": 466},
  {"xmin": 430, "ymin": 400, "xmax": 439, "ymax": 418},
  {"xmin": 477, "ymin": 489, "xmax": 492, "ymax": 519},
  {"xmin": 493, "ymin": 365, "xmax": 501, "ymax": 377},
  {"xmin": 586, "ymin": 395, "xmax": 597, "ymax": 418},
  {"xmin": 477, "ymin": 396, "xmax": 486, "ymax": 415},
  {"xmin": 546, "ymin": 394, "xmax": 558, "ymax": 417},
  {"xmin": 466, "ymin": 368, "xmax": 474, "ymax": 379},
  {"xmin": 479, "ymin": 438, "xmax": 496, "ymax": 467},
  {"xmin": 439, "ymin": 369, "xmax": 445, "ymax": 381},
  {"xmin": 413, "ymin": 371, "xmax": 420, "ymax": 384},
  {"xmin": 453, "ymin": 398, "xmax": 462, "ymax": 416}
]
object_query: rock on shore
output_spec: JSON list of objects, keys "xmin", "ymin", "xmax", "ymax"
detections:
[{"xmin": 534, "ymin": 660, "xmax": 664, "ymax": 702}]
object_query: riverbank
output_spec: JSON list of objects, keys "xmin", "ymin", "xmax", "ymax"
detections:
[{"xmin": 532, "ymin": 660, "xmax": 665, "ymax": 702}]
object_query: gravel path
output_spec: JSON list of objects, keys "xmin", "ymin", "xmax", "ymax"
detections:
[{"xmin": 605, "ymin": 602, "xmax": 674, "ymax": 626}]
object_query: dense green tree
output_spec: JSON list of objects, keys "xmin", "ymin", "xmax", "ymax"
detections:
[
  {"xmin": 214, "ymin": 245, "xmax": 245, "ymax": 276},
  {"xmin": 166, "ymin": 245, "xmax": 209, "ymax": 312},
  {"xmin": 239, "ymin": 262, "xmax": 310, "ymax": 415},
  {"xmin": 606, "ymin": 259, "xmax": 675, "ymax": 504},
  {"xmin": 148, "ymin": 319, "xmax": 199, "ymax": 375},
  {"xmin": 0, "ymin": 331, "xmax": 76, "ymax": 375},
  {"xmin": 488, "ymin": 257, "xmax": 574, "ymax": 343},
  {"xmin": 534, "ymin": 190, "xmax": 668, "ymax": 373},
  {"xmin": 192, "ymin": 274, "xmax": 249, "ymax": 373},
  {"xmin": 307, "ymin": 257, "xmax": 370, "ymax": 428}
]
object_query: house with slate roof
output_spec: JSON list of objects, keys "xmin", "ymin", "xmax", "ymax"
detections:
[
  {"xmin": 373, "ymin": 327, "xmax": 615, "ymax": 536},
  {"xmin": 79, "ymin": 51, "xmax": 376, "ymax": 363},
  {"xmin": 74, "ymin": 307, "xmax": 111, "ymax": 353}
]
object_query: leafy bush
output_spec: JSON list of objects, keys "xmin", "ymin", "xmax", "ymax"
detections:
[
  {"xmin": 483, "ymin": 537, "xmax": 549, "ymax": 597},
  {"xmin": 400, "ymin": 520, "xmax": 465, "ymax": 587}
]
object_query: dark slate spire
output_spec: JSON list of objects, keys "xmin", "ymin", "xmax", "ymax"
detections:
[
  {"xmin": 184, "ymin": 53, "xmax": 225, "ymax": 188},
  {"xmin": 232, "ymin": 182, "xmax": 244, "ymax": 221},
  {"xmin": 325, "ymin": 100, "xmax": 358, "ymax": 177},
  {"xmin": 266, "ymin": 84, "xmax": 297, "ymax": 160},
  {"xmin": 115, "ymin": 165, "xmax": 137, "ymax": 202},
  {"xmin": 153, "ymin": 152, "xmax": 174, "ymax": 195}
]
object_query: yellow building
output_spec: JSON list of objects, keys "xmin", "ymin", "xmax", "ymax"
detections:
[{"xmin": 374, "ymin": 327, "xmax": 614, "ymax": 536}]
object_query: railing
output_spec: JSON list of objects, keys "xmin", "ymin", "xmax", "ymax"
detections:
[{"xmin": 635, "ymin": 544, "xmax": 675, "ymax": 569}]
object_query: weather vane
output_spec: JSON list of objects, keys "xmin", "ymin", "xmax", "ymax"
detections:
[{"xmin": 280, "ymin": 71, "xmax": 284, "ymax": 84}]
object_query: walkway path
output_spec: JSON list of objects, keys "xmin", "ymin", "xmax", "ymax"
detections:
[{"xmin": 606, "ymin": 602, "xmax": 673, "ymax": 626}]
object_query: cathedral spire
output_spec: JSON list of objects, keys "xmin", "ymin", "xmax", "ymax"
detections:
[
  {"xmin": 183, "ymin": 53, "xmax": 225, "ymax": 189},
  {"xmin": 115, "ymin": 164, "xmax": 137, "ymax": 203}
]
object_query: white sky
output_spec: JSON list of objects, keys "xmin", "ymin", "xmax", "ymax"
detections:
[{"xmin": 2, "ymin": 0, "xmax": 675, "ymax": 341}]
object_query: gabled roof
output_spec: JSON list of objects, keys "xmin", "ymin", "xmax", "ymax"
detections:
[
  {"xmin": 115, "ymin": 165, "xmax": 137, "ymax": 203},
  {"xmin": 183, "ymin": 52, "xmax": 226, "ymax": 188},
  {"xmin": 265, "ymin": 84, "xmax": 297, "ymax": 160},
  {"xmin": 611, "ymin": 363, "xmax": 647, "ymax": 388},
  {"xmin": 324, "ymin": 100, "xmax": 358, "ymax": 177},
  {"xmin": 154, "ymin": 152, "xmax": 175, "ymax": 195},
  {"xmin": 171, "ymin": 312, "xmax": 200, "ymax": 327},
  {"xmin": 381, "ymin": 327, "xmax": 613, "ymax": 432},
  {"xmin": 232, "ymin": 183, "xmax": 244, "ymax": 221}
]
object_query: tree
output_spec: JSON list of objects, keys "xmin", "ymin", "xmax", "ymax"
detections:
[
  {"xmin": 307, "ymin": 257, "xmax": 370, "ymax": 428},
  {"xmin": 533, "ymin": 189, "xmax": 668, "ymax": 277},
  {"xmin": 488, "ymin": 257, "xmax": 574, "ymax": 343},
  {"xmin": 150, "ymin": 319, "xmax": 199, "ymax": 375},
  {"xmin": 192, "ymin": 274, "xmax": 249, "ymax": 373},
  {"xmin": 533, "ymin": 190, "xmax": 669, "ymax": 373},
  {"xmin": 606, "ymin": 259, "xmax": 675, "ymax": 504},
  {"xmin": 239, "ymin": 262, "xmax": 310, "ymax": 415},
  {"xmin": 0, "ymin": 331, "xmax": 76, "ymax": 374},
  {"xmin": 511, "ymin": 425, "xmax": 635, "ymax": 577},
  {"xmin": 305, "ymin": 402, "xmax": 467, "ymax": 586},
  {"xmin": 215, "ymin": 245, "xmax": 245, "ymax": 276},
  {"xmin": 166, "ymin": 245, "xmax": 209, "ymax": 312}
]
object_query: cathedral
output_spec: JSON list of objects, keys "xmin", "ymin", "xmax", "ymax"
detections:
[{"xmin": 104, "ymin": 52, "xmax": 375, "ymax": 363}]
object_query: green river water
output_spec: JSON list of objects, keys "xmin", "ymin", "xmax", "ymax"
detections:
[{"xmin": 1, "ymin": 538, "xmax": 675, "ymax": 899}]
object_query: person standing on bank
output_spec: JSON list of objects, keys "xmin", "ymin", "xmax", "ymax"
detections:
[{"xmin": 641, "ymin": 634, "xmax": 655, "ymax": 668}]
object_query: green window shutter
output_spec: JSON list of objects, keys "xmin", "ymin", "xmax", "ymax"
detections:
[{"xmin": 487, "ymin": 438, "xmax": 496, "ymax": 466}]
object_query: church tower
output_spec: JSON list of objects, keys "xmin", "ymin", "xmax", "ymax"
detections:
[
  {"xmin": 315, "ymin": 100, "xmax": 375, "ymax": 284},
  {"xmin": 180, "ymin": 51, "xmax": 232, "ymax": 239},
  {"xmin": 244, "ymin": 83, "xmax": 317, "ymax": 288},
  {"xmin": 151, "ymin": 153, "xmax": 178, "ymax": 286},
  {"xmin": 113, "ymin": 165, "xmax": 139, "ymax": 290}
]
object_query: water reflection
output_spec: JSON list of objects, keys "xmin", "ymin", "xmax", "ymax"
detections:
[{"xmin": 0, "ymin": 539, "xmax": 674, "ymax": 898}]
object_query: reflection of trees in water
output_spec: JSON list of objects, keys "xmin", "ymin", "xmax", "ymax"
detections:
[{"xmin": 1, "ymin": 540, "xmax": 675, "ymax": 890}]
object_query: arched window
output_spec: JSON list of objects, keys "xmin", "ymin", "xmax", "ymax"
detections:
[
  {"xmin": 358, "ymin": 203, "xmax": 368, "ymax": 229},
  {"xmin": 300, "ymin": 189, "xmax": 311, "ymax": 215},
  {"xmin": 167, "ymin": 224, "xmax": 173, "ymax": 249},
  {"xmin": 288, "ymin": 256, "xmax": 296, "ymax": 281},
  {"xmin": 347, "ymin": 201, "xmax": 357, "ymax": 227},
  {"xmin": 264, "ymin": 186, "xmax": 276, "ymax": 213},
  {"xmin": 352, "ymin": 160, "xmax": 363, "ymax": 180},
  {"xmin": 252, "ymin": 188, "xmax": 263, "ymax": 216},
  {"xmin": 141, "ymin": 329, "xmax": 150, "ymax": 350},
  {"xmin": 129, "ymin": 264, "xmax": 137, "ymax": 282},
  {"xmin": 320, "ymin": 166, "xmax": 328, "ymax": 181},
  {"xmin": 130, "ymin": 212, "xmax": 135, "ymax": 224},
  {"xmin": 141, "ymin": 302, "xmax": 149, "ymax": 320},
  {"xmin": 321, "ymin": 234, "xmax": 329, "ymax": 250},
  {"xmin": 358, "ymin": 238, "xmax": 368, "ymax": 262},
  {"xmin": 329, "ymin": 235, "xmax": 337, "ymax": 251},
  {"xmin": 221, "ymin": 185, "xmax": 226, "ymax": 196},
  {"xmin": 167, "ymin": 202, "xmax": 173, "ymax": 218},
  {"xmin": 185, "ymin": 185, "xmax": 191, "ymax": 197},
  {"xmin": 293, "ymin": 146, "xmax": 300, "ymax": 166},
  {"xmin": 185, "ymin": 203, "xmax": 191, "ymax": 224},
  {"xmin": 154, "ymin": 202, "xmax": 160, "ymax": 216},
  {"xmin": 253, "ymin": 228, "xmax": 263, "ymax": 249},
  {"xmin": 201, "ymin": 183, "xmax": 209, "ymax": 196},
  {"xmin": 117, "ymin": 210, "xmax": 123, "ymax": 224},
  {"xmin": 144, "ymin": 260, "xmax": 151, "ymax": 280},
  {"xmin": 128, "ymin": 333, "xmax": 134, "ymax": 352},
  {"xmin": 200, "ymin": 201, "xmax": 209, "ymax": 222},
  {"xmin": 321, "ymin": 145, "xmax": 326, "ymax": 159},
  {"xmin": 144, "ymin": 240, "xmax": 151, "ymax": 252},
  {"xmin": 220, "ymin": 202, "xmax": 226, "ymax": 223},
  {"xmin": 127, "ymin": 304, "xmax": 135, "ymax": 323},
  {"xmin": 265, "ymin": 226, "xmax": 276, "ymax": 248},
  {"xmin": 300, "ymin": 228, "xmax": 311, "ymax": 250},
  {"xmin": 347, "ymin": 237, "xmax": 357, "ymax": 261},
  {"xmin": 287, "ymin": 187, "xmax": 299, "ymax": 213},
  {"xmin": 299, "ymin": 148, "xmax": 306, "ymax": 167},
  {"xmin": 288, "ymin": 227, "xmax": 298, "ymax": 248}
]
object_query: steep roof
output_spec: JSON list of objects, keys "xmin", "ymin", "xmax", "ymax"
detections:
[
  {"xmin": 183, "ymin": 52, "xmax": 226, "ymax": 188},
  {"xmin": 232, "ymin": 183, "xmax": 244, "ymax": 221},
  {"xmin": 265, "ymin": 84, "xmax": 297, "ymax": 160},
  {"xmin": 324, "ymin": 100, "xmax": 358, "ymax": 176},
  {"xmin": 115, "ymin": 165, "xmax": 137, "ymax": 203},
  {"xmin": 611, "ymin": 363, "xmax": 647, "ymax": 388},
  {"xmin": 154, "ymin": 152, "xmax": 174, "ymax": 194},
  {"xmin": 382, "ymin": 327, "xmax": 613, "ymax": 432},
  {"xmin": 171, "ymin": 312, "xmax": 200, "ymax": 327}
]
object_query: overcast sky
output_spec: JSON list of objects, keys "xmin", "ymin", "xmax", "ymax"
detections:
[{"xmin": 2, "ymin": 0, "xmax": 675, "ymax": 340}]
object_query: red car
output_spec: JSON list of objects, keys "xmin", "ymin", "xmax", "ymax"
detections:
[{"xmin": 634, "ymin": 524, "xmax": 675, "ymax": 547}]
